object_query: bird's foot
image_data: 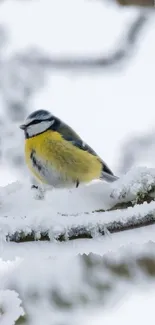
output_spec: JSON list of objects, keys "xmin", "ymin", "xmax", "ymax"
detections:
[{"xmin": 31, "ymin": 184, "xmax": 45, "ymax": 200}]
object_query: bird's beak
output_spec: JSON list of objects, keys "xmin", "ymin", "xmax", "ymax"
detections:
[{"xmin": 19, "ymin": 124, "xmax": 26, "ymax": 130}]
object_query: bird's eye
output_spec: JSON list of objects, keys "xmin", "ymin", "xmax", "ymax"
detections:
[
  {"xmin": 32, "ymin": 119, "xmax": 42, "ymax": 125},
  {"xmin": 25, "ymin": 119, "xmax": 41, "ymax": 127}
]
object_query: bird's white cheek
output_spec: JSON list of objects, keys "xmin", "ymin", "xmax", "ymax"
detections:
[{"xmin": 27, "ymin": 121, "xmax": 52, "ymax": 137}]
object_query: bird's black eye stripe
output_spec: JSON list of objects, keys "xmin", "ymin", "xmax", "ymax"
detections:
[
  {"xmin": 26, "ymin": 117, "xmax": 55, "ymax": 127},
  {"xmin": 27, "ymin": 119, "xmax": 42, "ymax": 126}
]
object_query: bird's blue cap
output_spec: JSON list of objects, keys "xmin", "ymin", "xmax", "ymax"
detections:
[{"xmin": 19, "ymin": 109, "xmax": 53, "ymax": 129}]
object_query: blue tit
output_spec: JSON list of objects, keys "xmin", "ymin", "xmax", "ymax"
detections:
[{"xmin": 19, "ymin": 109, "xmax": 118, "ymax": 189}]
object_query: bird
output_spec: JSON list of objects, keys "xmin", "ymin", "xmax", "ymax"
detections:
[{"xmin": 19, "ymin": 109, "xmax": 118, "ymax": 190}]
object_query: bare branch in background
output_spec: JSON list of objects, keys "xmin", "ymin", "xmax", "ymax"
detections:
[
  {"xmin": 18, "ymin": 13, "xmax": 149, "ymax": 70},
  {"xmin": 0, "ymin": 57, "xmax": 48, "ymax": 174},
  {"xmin": 1, "ymin": 58, "xmax": 47, "ymax": 121},
  {"xmin": 118, "ymin": 130, "xmax": 155, "ymax": 174},
  {"xmin": 117, "ymin": 0, "xmax": 154, "ymax": 6},
  {"xmin": 90, "ymin": 0, "xmax": 154, "ymax": 7},
  {"xmin": 0, "ymin": 25, "xmax": 7, "ymax": 51}
]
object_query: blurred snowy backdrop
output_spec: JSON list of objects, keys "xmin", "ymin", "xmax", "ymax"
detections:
[{"xmin": 0, "ymin": 0, "xmax": 155, "ymax": 324}]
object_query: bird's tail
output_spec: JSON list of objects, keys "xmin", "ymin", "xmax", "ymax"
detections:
[
  {"xmin": 100, "ymin": 161, "xmax": 119, "ymax": 183},
  {"xmin": 100, "ymin": 170, "xmax": 119, "ymax": 183}
]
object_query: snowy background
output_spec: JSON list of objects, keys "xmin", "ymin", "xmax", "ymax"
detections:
[{"xmin": 0, "ymin": 0, "xmax": 155, "ymax": 324}]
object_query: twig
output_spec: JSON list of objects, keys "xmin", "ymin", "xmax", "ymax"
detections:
[{"xmin": 7, "ymin": 207, "xmax": 155, "ymax": 243}]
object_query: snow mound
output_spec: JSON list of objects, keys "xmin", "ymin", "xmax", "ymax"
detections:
[{"xmin": 110, "ymin": 167, "xmax": 155, "ymax": 202}]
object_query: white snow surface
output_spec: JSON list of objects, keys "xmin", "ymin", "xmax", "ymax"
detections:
[{"xmin": 80, "ymin": 288, "xmax": 155, "ymax": 325}]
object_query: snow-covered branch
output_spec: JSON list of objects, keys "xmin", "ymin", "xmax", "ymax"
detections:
[
  {"xmin": 6, "ymin": 204, "xmax": 155, "ymax": 242},
  {"xmin": 1, "ymin": 167, "xmax": 155, "ymax": 242}
]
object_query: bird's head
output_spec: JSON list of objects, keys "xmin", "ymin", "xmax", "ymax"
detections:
[{"xmin": 19, "ymin": 109, "xmax": 59, "ymax": 138}]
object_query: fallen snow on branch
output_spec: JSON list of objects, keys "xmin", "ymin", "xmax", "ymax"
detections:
[
  {"xmin": 1, "ymin": 200, "xmax": 155, "ymax": 242},
  {"xmin": 110, "ymin": 167, "xmax": 155, "ymax": 201},
  {"xmin": 0, "ymin": 167, "xmax": 155, "ymax": 241}
]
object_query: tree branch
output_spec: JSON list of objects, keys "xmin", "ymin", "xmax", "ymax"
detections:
[
  {"xmin": 9, "ymin": 211, "xmax": 155, "ymax": 243},
  {"xmin": 17, "ymin": 13, "xmax": 149, "ymax": 71},
  {"xmin": 116, "ymin": 0, "xmax": 154, "ymax": 6},
  {"xmin": 1, "ymin": 168, "xmax": 155, "ymax": 243},
  {"xmin": 7, "ymin": 189, "xmax": 155, "ymax": 243}
]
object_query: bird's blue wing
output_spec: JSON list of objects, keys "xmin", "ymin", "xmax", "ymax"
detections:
[
  {"xmin": 69, "ymin": 138, "xmax": 118, "ymax": 181},
  {"xmin": 65, "ymin": 138, "xmax": 98, "ymax": 156},
  {"xmin": 57, "ymin": 121, "xmax": 118, "ymax": 182},
  {"xmin": 57, "ymin": 120, "xmax": 99, "ymax": 155}
]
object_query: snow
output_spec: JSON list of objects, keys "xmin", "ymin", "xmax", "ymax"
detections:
[
  {"xmin": 110, "ymin": 166, "xmax": 155, "ymax": 201},
  {"xmin": 0, "ymin": 0, "xmax": 155, "ymax": 324},
  {"xmin": 80, "ymin": 288, "xmax": 155, "ymax": 325},
  {"xmin": 1, "ymin": 168, "xmax": 155, "ymax": 324},
  {"xmin": 1, "ymin": 244, "xmax": 155, "ymax": 325},
  {"xmin": 0, "ymin": 289, "xmax": 24, "ymax": 325}
]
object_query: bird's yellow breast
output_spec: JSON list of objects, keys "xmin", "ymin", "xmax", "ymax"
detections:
[{"xmin": 25, "ymin": 130, "xmax": 102, "ymax": 184}]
